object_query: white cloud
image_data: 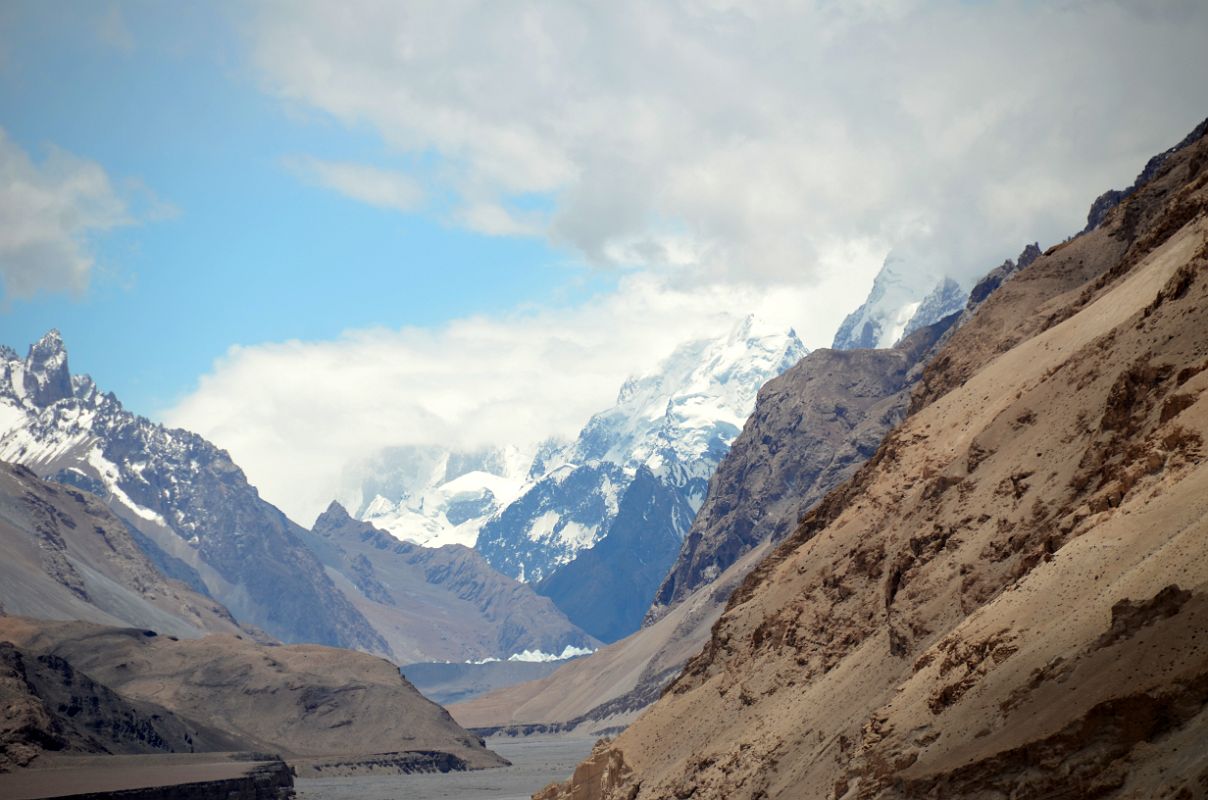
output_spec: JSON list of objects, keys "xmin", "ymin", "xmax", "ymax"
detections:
[
  {"xmin": 454, "ymin": 201, "xmax": 545, "ymax": 237},
  {"xmin": 246, "ymin": 0, "xmax": 1208, "ymax": 285},
  {"xmin": 182, "ymin": 0, "xmax": 1208, "ymax": 525},
  {"xmin": 285, "ymin": 156, "xmax": 424, "ymax": 213},
  {"xmin": 166, "ymin": 269, "xmax": 872, "ymax": 525},
  {"xmin": 0, "ymin": 129, "xmax": 132, "ymax": 301}
]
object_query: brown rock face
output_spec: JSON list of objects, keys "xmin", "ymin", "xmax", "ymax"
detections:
[
  {"xmin": 540, "ymin": 123, "xmax": 1208, "ymax": 799},
  {"xmin": 647, "ymin": 316, "xmax": 955, "ymax": 624},
  {"xmin": 534, "ymin": 740, "xmax": 635, "ymax": 800}
]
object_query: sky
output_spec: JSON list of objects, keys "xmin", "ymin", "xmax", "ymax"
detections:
[{"xmin": 3, "ymin": 1, "xmax": 1207, "ymax": 524}]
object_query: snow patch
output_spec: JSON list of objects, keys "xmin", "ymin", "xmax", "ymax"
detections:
[
  {"xmin": 467, "ymin": 644, "xmax": 596, "ymax": 664},
  {"xmin": 507, "ymin": 644, "xmax": 596, "ymax": 662},
  {"xmin": 525, "ymin": 510, "xmax": 562, "ymax": 543},
  {"xmin": 0, "ymin": 400, "xmax": 29, "ymax": 437},
  {"xmin": 85, "ymin": 447, "xmax": 167, "ymax": 525}
]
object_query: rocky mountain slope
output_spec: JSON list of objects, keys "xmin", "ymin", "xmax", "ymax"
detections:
[
  {"xmin": 302, "ymin": 502, "xmax": 597, "ymax": 663},
  {"xmin": 647, "ymin": 318, "xmax": 955, "ymax": 624},
  {"xmin": 453, "ymin": 319, "xmax": 960, "ymax": 733},
  {"xmin": 649, "ymin": 236, "xmax": 1043, "ymax": 626},
  {"xmin": 832, "ymin": 255, "xmax": 966, "ymax": 350},
  {"xmin": 0, "ymin": 338, "xmax": 386, "ymax": 654},
  {"xmin": 530, "ymin": 466, "xmax": 694, "ymax": 643},
  {"xmin": 0, "ymin": 461, "xmax": 245, "ymax": 638},
  {"xmin": 444, "ymin": 237, "xmax": 1052, "ymax": 735},
  {"xmin": 476, "ymin": 461, "xmax": 627, "ymax": 587},
  {"xmin": 538, "ymin": 119, "xmax": 1208, "ymax": 799},
  {"xmin": 476, "ymin": 318, "xmax": 806, "ymax": 641},
  {"xmin": 0, "ymin": 616, "xmax": 507, "ymax": 776},
  {"xmin": 450, "ymin": 539, "xmax": 774, "ymax": 735}
]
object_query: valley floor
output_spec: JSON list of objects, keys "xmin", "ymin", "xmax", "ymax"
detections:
[{"xmin": 295, "ymin": 736, "xmax": 596, "ymax": 800}]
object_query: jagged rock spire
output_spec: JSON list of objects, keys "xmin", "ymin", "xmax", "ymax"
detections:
[{"xmin": 24, "ymin": 329, "xmax": 73, "ymax": 407}]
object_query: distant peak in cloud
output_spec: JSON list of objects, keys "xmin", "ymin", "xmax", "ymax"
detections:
[{"xmin": 164, "ymin": 274, "xmax": 850, "ymax": 525}]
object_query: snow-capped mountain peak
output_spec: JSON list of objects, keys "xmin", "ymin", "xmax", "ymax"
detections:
[
  {"xmin": 831, "ymin": 253, "xmax": 966, "ymax": 350},
  {"xmin": 475, "ymin": 315, "xmax": 808, "ymax": 615},
  {"xmin": 572, "ymin": 316, "xmax": 808, "ymax": 489},
  {"xmin": 12, "ymin": 329, "xmax": 73, "ymax": 407},
  {"xmin": 346, "ymin": 317, "xmax": 806, "ymax": 555},
  {"xmin": 345, "ymin": 443, "xmax": 533, "ymax": 548}
]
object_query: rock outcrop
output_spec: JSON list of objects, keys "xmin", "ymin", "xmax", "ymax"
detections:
[
  {"xmin": 535, "ymin": 467, "xmax": 692, "ymax": 642},
  {"xmin": 538, "ymin": 117, "xmax": 1208, "ymax": 800}
]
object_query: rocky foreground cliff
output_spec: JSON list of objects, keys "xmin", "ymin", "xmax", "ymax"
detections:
[{"xmin": 537, "ymin": 122, "xmax": 1208, "ymax": 799}]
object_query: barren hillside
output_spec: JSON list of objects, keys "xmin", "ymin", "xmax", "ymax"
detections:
[
  {"xmin": 538, "ymin": 121, "xmax": 1208, "ymax": 800},
  {"xmin": 0, "ymin": 462, "xmax": 245, "ymax": 639}
]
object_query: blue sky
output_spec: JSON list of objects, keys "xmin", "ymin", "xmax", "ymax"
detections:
[
  {"xmin": 0, "ymin": 3, "xmax": 592, "ymax": 415},
  {"xmin": 3, "ymin": 1, "xmax": 1207, "ymax": 521}
]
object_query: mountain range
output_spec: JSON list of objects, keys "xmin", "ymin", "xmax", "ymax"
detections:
[
  {"xmin": 399, "ymin": 317, "xmax": 807, "ymax": 642},
  {"xmin": 0, "ymin": 340, "xmax": 385, "ymax": 653},
  {"xmin": 315, "ymin": 316, "xmax": 813, "ymax": 645},
  {"xmin": 7, "ymin": 109, "xmax": 1197, "ymax": 800},
  {"xmin": 453, "ymin": 298, "xmax": 963, "ymax": 736},
  {"xmin": 0, "ymin": 461, "xmax": 506, "ymax": 780},
  {"xmin": 0, "ymin": 336, "xmax": 599, "ymax": 665}
]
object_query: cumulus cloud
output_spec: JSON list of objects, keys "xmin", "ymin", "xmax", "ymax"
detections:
[
  {"xmin": 181, "ymin": 0, "xmax": 1208, "ymax": 524},
  {"xmin": 284, "ymin": 156, "xmax": 425, "ymax": 212},
  {"xmin": 166, "ymin": 272, "xmax": 857, "ymax": 524},
  {"xmin": 246, "ymin": 0, "xmax": 1208, "ymax": 285},
  {"xmin": 0, "ymin": 129, "xmax": 132, "ymax": 301}
]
